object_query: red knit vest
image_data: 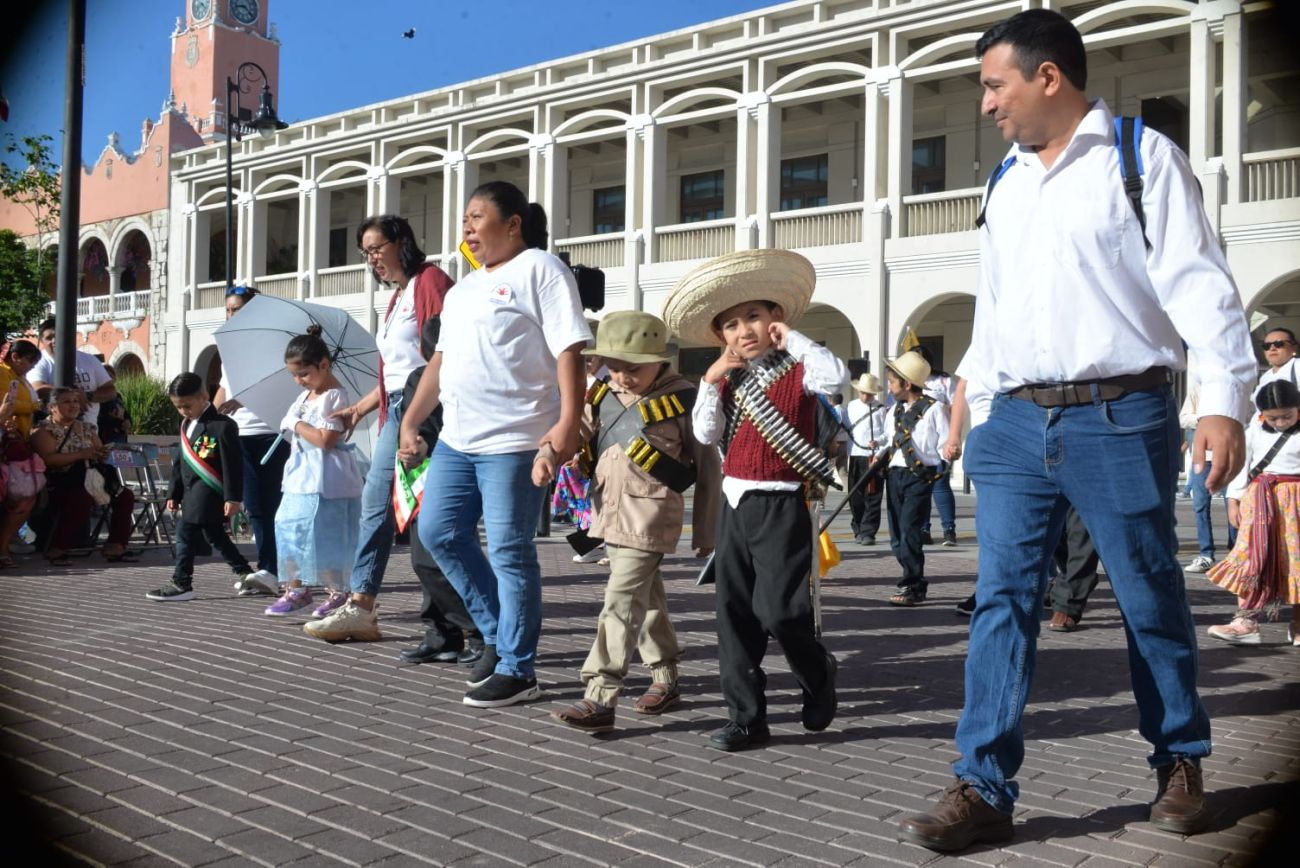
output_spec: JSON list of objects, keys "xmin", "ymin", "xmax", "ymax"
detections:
[{"xmin": 721, "ymin": 362, "xmax": 815, "ymax": 483}]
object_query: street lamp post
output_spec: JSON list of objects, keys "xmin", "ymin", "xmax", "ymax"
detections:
[{"xmin": 224, "ymin": 61, "xmax": 288, "ymax": 291}]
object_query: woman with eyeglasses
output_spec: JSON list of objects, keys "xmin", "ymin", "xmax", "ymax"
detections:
[
  {"xmin": 303, "ymin": 215, "xmax": 453, "ymax": 643},
  {"xmin": 212, "ymin": 285, "xmax": 287, "ymax": 598}
]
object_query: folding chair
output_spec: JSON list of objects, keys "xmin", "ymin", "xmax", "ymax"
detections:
[{"xmin": 97, "ymin": 443, "xmax": 176, "ymax": 555}]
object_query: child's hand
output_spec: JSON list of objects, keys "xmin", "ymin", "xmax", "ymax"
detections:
[
  {"xmin": 224, "ymin": 501, "xmax": 242, "ymax": 518},
  {"xmin": 695, "ymin": 547, "xmax": 713, "ymax": 558},
  {"xmin": 1227, "ymin": 498, "xmax": 1240, "ymax": 529},
  {"xmin": 166, "ymin": 499, "xmax": 177, "ymax": 512},
  {"xmin": 767, "ymin": 321, "xmax": 791, "ymax": 349},
  {"xmin": 532, "ymin": 443, "xmax": 558, "ymax": 487},
  {"xmin": 703, "ymin": 347, "xmax": 746, "ymax": 385}
]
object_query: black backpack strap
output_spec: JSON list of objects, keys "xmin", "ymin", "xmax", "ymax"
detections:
[
  {"xmin": 974, "ymin": 155, "xmax": 1017, "ymax": 230},
  {"xmin": 1115, "ymin": 116, "xmax": 1151, "ymax": 252}
]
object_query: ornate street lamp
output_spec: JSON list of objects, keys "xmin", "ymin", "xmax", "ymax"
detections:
[{"xmin": 224, "ymin": 61, "xmax": 287, "ymax": 290}]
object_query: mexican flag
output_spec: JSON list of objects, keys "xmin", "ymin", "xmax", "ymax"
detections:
[{"xmin": 394, "ymin": 458, "xmax": 429, "ymax": 533}]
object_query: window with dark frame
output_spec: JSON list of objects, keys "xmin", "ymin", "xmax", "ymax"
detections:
[
  {"xmin": 911, "ymin": 135, "xmax": 946, "ymax": 194},
  {"xmin": 780, "ymin": 154, "xmax": 829, "ymax": 211},
  {"xmin": 593, "ymin": 186, "xmax": 626, "ymax": 234},
  {"xmin": 680, "ymin": 170, "xmax": 725, "ymax": 223}
]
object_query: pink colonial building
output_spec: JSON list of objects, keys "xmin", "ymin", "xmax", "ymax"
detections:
[{"xmin": 0, "ymin": 1, "xmax": 280, "ymax": 377}]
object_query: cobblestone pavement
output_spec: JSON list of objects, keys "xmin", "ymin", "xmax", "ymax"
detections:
[{"xmin": 1, "ymin": 495, "xmax": 1295, "ymax": 866}]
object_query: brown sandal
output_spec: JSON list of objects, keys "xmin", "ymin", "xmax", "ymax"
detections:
[
  {"xmin": 632, "ymin": 682, "xmax": 681, "ymax": 715},
  {"xmin": 550, "ymin": 699, "xmax": 615, "ymax": 733}
]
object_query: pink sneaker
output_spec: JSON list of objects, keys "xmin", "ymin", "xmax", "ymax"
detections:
[
  {"xmin": 265, "ymin": 586, "xmax": 313, "ymax": 617},
  {"xmin": 310, "ymin": 590, "xmax": 349, "ymax": 620},
  {"xmin": 1207, "ymin": 617, "xmax": 1261, "ymax": 645}
]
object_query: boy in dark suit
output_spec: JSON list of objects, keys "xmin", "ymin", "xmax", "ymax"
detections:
[{"xmin": 146, "ymin": 373, "xmax": 256, "ymax": 602}]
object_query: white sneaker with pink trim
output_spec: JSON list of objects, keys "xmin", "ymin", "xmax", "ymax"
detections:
[{"xmin": 1207, "ymin": 618, "xmax": 1261, "ymax": 645}]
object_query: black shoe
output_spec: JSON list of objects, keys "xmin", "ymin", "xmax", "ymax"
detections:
[
  {"xmin": 955, "ymin": 594, "xmax": 976, "ymax": 617},
  {"xmin": 457, "ymin": 645, "xmax": 484, "ymax": 666},
  {"xmin": 942, "ymin": 528, "xmax": 958, "ymax": 547},
  {"xmin": 145, "ymin": 582, "xmax": 194, "ymax": 602},
  {"xmin": 707, "ymin": 720, "xmax": 771, "ymax": 752},
  {"xmin": 920, "ymin": 531, "xmax": 934, "ymax": 546},
  {"xmin": 399, "ymin": 643, "xmax": 461, "ymax": 664},
  {"xmin": 463, "ymin": 673, "xmax": 541, "ymax": 708},
  {"xmin": 802, "ymin": 653, "xmax": 837, "ymax": 732},
  {"xmin": 466, "ymin": 644, "xmax": 499, "ymax": 687}
]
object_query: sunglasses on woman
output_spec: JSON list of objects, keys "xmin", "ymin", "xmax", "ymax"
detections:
[{"xmin": 1261, "ymin": 340, "xmax": 1294, "ymax": 350}]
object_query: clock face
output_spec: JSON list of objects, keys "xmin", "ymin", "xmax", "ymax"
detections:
[
  {"xmin": 229, "ymin": 0, "xmax": 259, "ymax": 25},
  {"xmin": 191, "ymin": 0, "xmax": 211, "ymax": 20}
]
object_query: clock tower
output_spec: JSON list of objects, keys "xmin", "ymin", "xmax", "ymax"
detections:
[{"xmin": 170, "ymin": 0, "xmax": 281, "ymax": 142}]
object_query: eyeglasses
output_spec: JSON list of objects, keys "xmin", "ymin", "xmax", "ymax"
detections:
[
  {"xmin": 1261, "ymin": 340, "xmax": 1294, "ymax": 350},
  {"xmin": 226, "ymin": 285, "xmax": 256, "ymax": 297},
  {"xmin": 359, "ymin": 240, "xmax": 392, "ymax": 261}
]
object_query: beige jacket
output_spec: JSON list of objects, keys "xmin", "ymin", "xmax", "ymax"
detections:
[{"xmin": 586, "ymin": 372, "xmax": 721, "ymax": 554}]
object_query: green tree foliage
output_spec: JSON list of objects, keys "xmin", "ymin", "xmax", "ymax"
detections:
[
  {"xmin": 0, "ymin": 229, "xmax": 47, "ymax": 336},
  {"xmin": 0, "ymin": 133, "xmax": 61, "ymax": 300}
]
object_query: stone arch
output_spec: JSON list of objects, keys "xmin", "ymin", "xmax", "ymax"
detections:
[
  {"xmin": 1243, "ymin": 269, "xmax": 1300, "ymax": 369},
  {"xmin": 896, "ymin": 291, "xmax": 976, "ymax": 375},
  {"xmin": 553, "ymin": 109, "xmax": 630, "ymax": 140},
  {"xmin": 1073, "ymin": 0, "xmax": 1195, "ymax": 36},
  {"xmin": 106, "ymin": 217, "xmax": 153, "ymax": 263},
  {"xmin": 314, "ymin": 162, "xmax": 368, "ymax": 186},
  {"xmin": 652, "ymin": 87, "xmax": 741, "ymax": 120},
  {"xmin": 463, "ymin": 128, "xmax": 532, "ymax": 157},
  {"xmin": 899, "ymin": 32, "xmax": 983, "ymax": 72},
  {"xmin": 253, "ymin": 173, "xmax": 305, "ymax": 196},
  {"xmin": 193, "ymin": 342, "xmax": 223, "ymax": 400},
  {"xmin": 80, "ymin": 235, "xmax": 111, "ymax": 298},
  {"xmin": 387, "ymin": 145, "xmax": 447, "ymax": 171},
  {"xmin": 110, "ymin": 348, "xmax": 146, "ymax": 378},
  {"xmin": 114, "ymin": 228, "xmax": 153, "ymax": 294},
  {"xmin": 196, "ymin": 187, "xmax": 234, "ymax": 209},
  {"xmin": 769, "ymin": 61, "xmax": 872, "ymax": 97}
]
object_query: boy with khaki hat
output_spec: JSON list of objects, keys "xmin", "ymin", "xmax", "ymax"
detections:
[
  {"xmin": 846, "ymin": 373, "xmax": 890, "ymax": 545},
  {"xmin": 551, "ymin": 311, "xmax": 720, "ymax": 733}
]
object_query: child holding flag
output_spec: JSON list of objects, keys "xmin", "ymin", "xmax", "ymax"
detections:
[
  {"xmin": 263, "ymin": 326, "xmax": 364, "ymax": 619},
  {"xmin": 396, "ymin": 318, "xmax": 483, "ymax": 664}
]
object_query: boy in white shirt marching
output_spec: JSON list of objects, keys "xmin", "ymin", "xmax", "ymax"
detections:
[{"xmin": 845, "ymin": 373, "xmax": 890, "ymax": 546}]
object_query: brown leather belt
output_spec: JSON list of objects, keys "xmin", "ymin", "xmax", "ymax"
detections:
[{"xmin": 1008, "ymin": 366, "xmax": 1171, "ymax": 408}]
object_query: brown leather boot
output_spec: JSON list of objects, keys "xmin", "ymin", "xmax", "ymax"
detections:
[
  {"xmin": 897, "ymin": 780, "xmax": 1013, "ymax": 851},
  {"xmin": 1149, "ymin": 757, "xmax": 1208, "ymax": 834}
]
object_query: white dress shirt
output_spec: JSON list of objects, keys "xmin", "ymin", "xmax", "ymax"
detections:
[
  {"xmin": 694, "ymin": 330, "xmax": 848, "ymax": 507},
  {"xmin": 1226, "ymin": 424, "xmax": 1300, "ymax": 500},
  {"xmin": 956, "ymin": 100, "xmax": 1254, "ymax": 422},
  {"xmin": 844, "ymin": 398, "xmax": 889, "ymax": 459},
  {"xmin": 887, "ymin": 397, "xmax": 950, "ymax": 469}
]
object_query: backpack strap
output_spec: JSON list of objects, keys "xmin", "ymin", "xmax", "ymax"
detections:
[
  {"xmin": 973, "ymin": 155, "xmax": 1017, "ymax": 230},
  {"xmin": 1115, "ymin": 116, "xmax": 1152, "ymax": 252}
]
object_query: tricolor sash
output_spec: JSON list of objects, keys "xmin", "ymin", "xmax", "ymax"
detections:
[
  {"xmin": 180, "ymin": 425, "xmax": 224, "ymax": 494},
  {"xmin": 394, "ymin": 458, "xmax": 430, "ymax": 533}
]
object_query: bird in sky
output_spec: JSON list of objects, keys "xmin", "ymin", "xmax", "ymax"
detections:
[{"xmin": 402, "ymin": 28, "xmax": 416, "ymax": 39}]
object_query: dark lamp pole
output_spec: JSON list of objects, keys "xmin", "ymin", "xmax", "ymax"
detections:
[{"xmin": 224, "ymin": 61, "xmax": 288, "ymax": 291}]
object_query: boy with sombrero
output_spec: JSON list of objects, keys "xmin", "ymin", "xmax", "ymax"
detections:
[
  {"xmin": 550, "ymin": 311, "xmax": 720, "ymax": 733},
  {"xmin": 845, "ymin": 372, "xmax": 890, "ymax": 545},
  {"xmin": 663, "ymin": 249, "xmax": 846, "ymax": 752},
  {"xmin": 882, "ymin": 350, "xmax": 950, "ymax": 607}
]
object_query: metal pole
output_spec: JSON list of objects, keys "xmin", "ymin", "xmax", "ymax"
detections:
[
  {"xmin": 53, "ymin": 0, "xmax": 85, "ymax": 389},
  {"xmin": 224, "ymin": 79, "xmax": 235, "ymax": 291}
]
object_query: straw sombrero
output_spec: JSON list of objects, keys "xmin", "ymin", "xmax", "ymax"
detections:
[
  {"xmin": 661, "ymin": 249, "xmax": 815, "ymax": 347},
  {"xmin": 885, "ymin": 351, "xmax": 931, "ymax": 387},
  {"xmin": 853, "ymin": 373, "xmax": 886, "ymax": 395}
]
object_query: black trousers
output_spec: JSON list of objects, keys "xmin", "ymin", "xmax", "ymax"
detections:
[
  {"xmin": 1049, "ymin": 506, "xmax": 1101, "ymax": 619},
  {"xmin": 173, "ymin": 520, "xmax": 251, "ymax": 586},
  {"xmin": 847, "ymin": 456, "xmax": 884, "ymax": 540},
  {"xmin": 714, "ymin": 490, "xmax": 832, "ymax": 727},
  {"xmin": 410, "ymin": 513, "xmax": 481, "ymax": 651},
  {"xmin": 886, "ymin": 467, "xmax": 934, "ymax": 595}
]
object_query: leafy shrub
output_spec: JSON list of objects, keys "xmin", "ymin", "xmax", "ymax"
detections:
[{"xmin": 116, "ymin": 374, "xmax": 180, "ymax": 436}]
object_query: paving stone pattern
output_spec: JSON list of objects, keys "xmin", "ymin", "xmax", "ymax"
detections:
[{"xmin": 1, "ymin": 495, "xmax": 1295, "ymax": 866}]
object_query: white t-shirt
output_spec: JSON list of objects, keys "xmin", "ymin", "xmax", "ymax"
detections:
[
  {"xmin": 29, "ymin": 350, "xmax": 112, "ymax": 422},
  {"xmin": 376, "ymin": 276, "xmax": 426, "ymax": 393},
  {"xmin": 279, "ymin": 387, "xmax": 364, "ymax": 499},
  {"xmin": 218, "ymin": 367, "xmax": 273, "ymax": 436},
  {"xmin": 436, "ymin": 248, "xmax": 593, "ymax": 455}
]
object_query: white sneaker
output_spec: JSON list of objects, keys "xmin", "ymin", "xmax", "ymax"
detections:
[
  {"xmin": 572, "ymin": 548, "xmax": 604, "ymax": 564},
  {"xmin": 236, "ymin": 570, "xmax": 278, "ymax": 596},
  {"xmin": 1207, "ymin": 618, "xmax": 1261, "ymax": 645},
  {"xmin": 1184, "ymin": 556, "xmax": 1214, "ymax": 573},
  {"xmin": 302, "ymin": 601, "xmax": 382, "ymax": 642}
]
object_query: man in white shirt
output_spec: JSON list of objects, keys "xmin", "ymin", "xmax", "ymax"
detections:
[
  {"xmin": 898, "ymin": 9, "xmax": 1254, "ymax": 853},
  {"xmin": 27, "ymin": 317, "xmax": 116, "ymax": 424},
  {"xmin": 1255, "ymin": 327, "xmax": 1298, "ymax": 394},
  {"xmin": 844, "ymin": 373, "xmax": 889, "ymax": 545}
]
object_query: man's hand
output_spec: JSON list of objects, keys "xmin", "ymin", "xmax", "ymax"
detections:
[
  {"xmin": 1194, "ymin": 415, "xmax": 1245, "ymax": 494},
  {"xmin": 224, "ymin": 500, "xmax": 243, "ymax": 518},
  {"xmin": 330, "ymin": 404, "xmax": 364, "ymax": 435},
  {"xmin": 1227, "ymin": 498, "xmax": 1241, "ymax": 529},
  {"xmin": 396, "ymin": 426, "xmax": 429, "ymax": 469},
  {"xmin": 702, "ymin": 346, "xmax": 745, "ymax": 386},
  {"xmin": 540, "ymin": 421, "xmax": 581, "ymax": 465}
]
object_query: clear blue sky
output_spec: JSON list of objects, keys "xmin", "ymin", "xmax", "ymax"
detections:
[{"xmin": 1, "ymin": 0, "xmax": 770, "ymax": 169}]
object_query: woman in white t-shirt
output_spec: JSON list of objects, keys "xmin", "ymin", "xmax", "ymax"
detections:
[{"xmin": 399, "ymin": 181, "xmax": 592, "ymax": 709}]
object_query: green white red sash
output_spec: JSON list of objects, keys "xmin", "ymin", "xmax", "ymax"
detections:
[
  {"xmin": 393, "ymin": 458, "xmax": 429, "ymax": 532},
  {"xmin": 180, "ymin": 425, "xmax": 224, "ymax": 494}
]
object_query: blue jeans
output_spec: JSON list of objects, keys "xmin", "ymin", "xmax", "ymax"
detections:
[
  {"xmin": 1189, "ymin": 461, "xmax": 1237, "ymax": 559},
  {"xmin": 921, "ymin": 470, "xmax": 956, "ymax": 533},
  {"xmin": 348, "ymin": 395, "xmax": 402, "ymax": 597},
  {"xmin": 239, "ymin": 433, "xmax": 289, "ymax": 574},
  {"xmin": 418, "ymin": 441, "xmax": 544, "ymax": 679},
  {"xmin": 955, "ymin": 387, "xmax": 1211, "ymax": 814}
]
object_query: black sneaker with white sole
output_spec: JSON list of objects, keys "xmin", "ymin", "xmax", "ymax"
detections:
[
  {"xmin": 465, "ymin": 645, "xmax": 499, "ymax": 688},
  {"xmin": 462, "ymin": 673, "xmax": 541, "ymax": 708},
  {"xmin": 956, "ymin": 594, "xmax": 976, "ymax": 616},
  {"xmin": 146, "ymin": 582, "xmax": 194, "ymax": 602}
]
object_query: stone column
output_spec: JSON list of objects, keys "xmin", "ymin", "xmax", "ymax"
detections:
[
  {"xmin": 1187, "ymin": 12, "xmax": 1217, "ymax": 173},
  {"xmin": 299, "ymin": 179, "xmax": 320, "ymax": 299},
  {"xmin": 743, "ymin": 91, "xmax": 777, "ymax": 250},
  {"xmin": 1218, "ymin": 9, "xmax": 1247, "ymax": 204},
  {"xmin": 879, "ymin": 65, "xmax": 910, "ymax": 239},
  {"xmin": 634, "ymin": 114, "xmax": 663, "ymax": 263}
]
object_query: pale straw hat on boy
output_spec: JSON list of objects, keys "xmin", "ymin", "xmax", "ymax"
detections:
[
  {"xmin": 853, "ymin": 373, "xmax": 886, "ymax": 396},
  {"xmin": 661, "ymin": 249, "xmax": 815, "ymax": 347},
  {"xmin": 581, "ymin": 310, "xmax": 672, "ymax": 364},
  {"xmin": 885, "ymin": 351, "xmax": 931, "ymax": 388}
]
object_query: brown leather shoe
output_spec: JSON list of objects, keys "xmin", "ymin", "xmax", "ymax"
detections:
[
  {"xmin": 550, "ymin": 699, "xmax": 615, "ymax": 733},
  {"xmin": 632, "ymin": 682, "xmax": 681, "ymax": 715},
  {"xmin": 897, "ymin": 780, "xmax": 1014, "ymax": 852},
  {"xmin": 1150, "ymin": 758, "xmax": 1208, "ymax": 834},
  {"xmin": 1048, "ymin": 611, "xmax": 1079, "ymax": 632}
]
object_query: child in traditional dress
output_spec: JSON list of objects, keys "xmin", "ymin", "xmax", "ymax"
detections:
[
  {"xmin": 549, "ymin": 311, "xmax": 720, "ymax": 733},
  {"xmin": 664, "ymin": 249, "xmax": 846, "ymax": 751},
  {"xmin": 264, "ymin": 326, "xmax": 364, "ymax": 619},
  {"xmin": 146, "ymin": 373, "xmax": 255, "ymax": 601},
  {"xmin": 1204, "ymin": 379, "xmax": 1300, "ymax": 646}
]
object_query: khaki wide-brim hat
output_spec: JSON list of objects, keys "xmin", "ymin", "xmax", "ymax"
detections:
[
  {"xmin": 853, "ymin": 373, "xmax": 885, "ymax": 395},
  {"xmin": 885, "ymin": 351, "xmax": 931, "ymax": 388},
  {"xmin": 581, "ymin": 310, "xmax": 672, "ymax": 364},
  {"xmin": 661, "ymin": 249, "xmax": 815, "ymax": 347}
]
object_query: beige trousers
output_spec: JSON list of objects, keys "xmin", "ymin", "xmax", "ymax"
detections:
[{"xmin": 581, "ymin": 544, "xmax": 681, "ymax": 706}]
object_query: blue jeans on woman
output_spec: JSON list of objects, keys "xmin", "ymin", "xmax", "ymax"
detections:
[
  {"xmin": 955, "ymin": 387, "xmax": 1210, "ymax": 815},
  {"xmin": 348, "ymin": 394, "xmax": 402, "ymax": 597},
  {"xmin": 1189, "ymin": 461, "xmax": 1237, "ymax": 559},
  {"xmin": 921, "ymin": 470, "xmax": 957, "ymax": 534},
  {"xmin": 418, "ymin": 441, "xmax": 544, "ymax": 680}
]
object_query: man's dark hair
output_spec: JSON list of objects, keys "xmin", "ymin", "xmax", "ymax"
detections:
[
  {"xmin": 975, "ymin": 8, "xmax": 1088, "ymax": 92},
  {"xmin": 1265, "ymin": 326, "xmax": 1297, "ymax": 344},
  {"xmin": 38, "ymin": 317, "xmax": 55, "ymax": 335},
  {"xmin": 9, "ymin": 339, "xmax": 39, "ymax": 362},
  {"xmin": 355, "ymin": 214, "xmax": 427, "ymax": 284},
  {"xmin": 168, "ymin": 372, "xmax": 204, "ymax": 398}
]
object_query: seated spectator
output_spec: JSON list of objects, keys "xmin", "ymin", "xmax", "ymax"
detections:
[
  {"xmin": 1, "ymin": 374, "xmax": 42, "ymax": 568},
  {"xmin": 30, "ymin": 387, "xmax": 136, "ymax": 565}
]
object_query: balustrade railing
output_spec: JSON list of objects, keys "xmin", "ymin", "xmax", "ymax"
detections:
[
  {"xmin": 902, "ymin": 187, "xmax": 983, "ymax": 237},
  {"xmin": 253, "ymin": 273, "xmax": 299, "ymax": 300},
  {"xmin": 195, "ymin": 281, "xmax": 227, "ymax": 310},
  {"xmin": 555, "ymin": 234, "xmax": 625, "ymax": 268},
  {"xmin": 317, "ymin": 264, "xmax": 368, "ymax": 297},
  {"xmin": 771, "ymin": 203, "xmax": 862, "ymax": 249},
  {"xmin": 1244, "ymin": 147, "xmax": 1300, "ymax": 203},
  {"xmin": 655, "ymin": 218, "xmax": 735, "ymax": 262}
]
